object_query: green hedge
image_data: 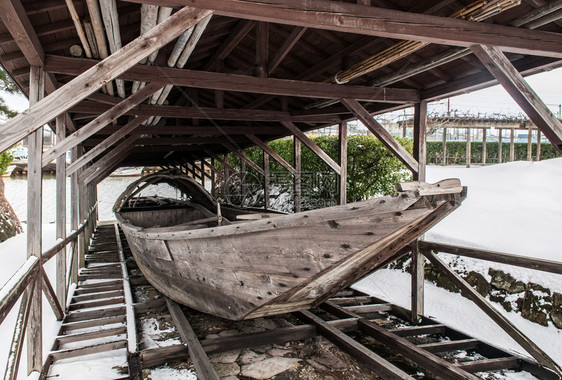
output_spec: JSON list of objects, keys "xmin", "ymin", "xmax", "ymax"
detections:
[
  {"xmin": 213, "ymin": 135, "xmax": 412, "ymax": 210},
  {"xmin": 426, "ymin": 141, "xmax": 561, "ymax": 165}
]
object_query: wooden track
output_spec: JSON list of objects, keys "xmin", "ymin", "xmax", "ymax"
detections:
[{"xmin": 41, "ymin": 225, "xmax": 560, "ymax": 380}]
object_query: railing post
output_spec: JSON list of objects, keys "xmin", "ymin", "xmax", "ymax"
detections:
[
  {"xmin": 411, "ymin": 241, "xmax": 424, "ymax": 324},
  {"xmin": 27, "ymin": 65, "xmax": 44, "ymax": 375},
  {"xmin": 70, "ymin": 146, "xmax": 80, "ymax": 284},
  {"xmin": 338, "ymin": 121, "xmax": 347, "ymax": 205},
  {"xmin": 263, "ymin": 152, "xmax": 270, "ymax": 210}
]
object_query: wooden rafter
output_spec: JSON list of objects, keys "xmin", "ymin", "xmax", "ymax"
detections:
[
  {"xmin": 222, "ymin": 143, "xmax": 265, "ymax": 175},
  {"xmin": 125, "ymin": 0, "xmax": 562, "ymax": 58},
  {"xmin": 45, "ymin": 55, "xmax": 420, "ymax": 103},
  {"xmin": 470, "ymin": 44, "xmax": 562, "ymax": 153},
  {"xmin": 42, "ymin": 83, "xmax": 163, "ymax": 166},
  {"xmin": 0, "ymin": 6, "xmax": 214, "ymax": 153},
  {"xmin": 246, "ymin": 134, "xmax": 296, "ymax": 174},
  {"xmin": 81, "ymin": 135, "xmax": 140, "ymax": 184}
]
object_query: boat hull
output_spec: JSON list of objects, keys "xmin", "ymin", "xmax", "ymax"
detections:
[{"xmin": 118, "ymin": 188, "xmax": 465, "ymax": 320}]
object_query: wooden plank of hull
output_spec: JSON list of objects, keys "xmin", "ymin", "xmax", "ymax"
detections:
[{"xmin": 120, "ymin": 191, "xmax": 465, "ymax": 320}]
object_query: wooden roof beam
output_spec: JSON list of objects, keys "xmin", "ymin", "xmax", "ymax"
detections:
[
  {"xmin": 0, "ymin": 6, "xmax": 214, "ymax": 153},
  {"xmin": 268, "ymin": 26, "xmax": 307, "ymax": 75},
  {"xmin": 246, "ymin": 134, "xmax": 296, "ymax": 175},
  {"xmin": 93, "ymin": 124, "xmax": 286, "ymax": 135},
  {"xmin": 471, "ymin": 44, "xmax": 562, "ymax": 153},
  {"xmin": 125, "ymin": 0, "xmax": 562, "ymax": 58},
  {"xmin": 69, "ymin": 102, "xmax": 341, "ymax": 123},
  {"xmin": 222, "ymin": 143, "xmax": 265, "ymax": 175},
  {"xmin": 45, "ymin": 55, "xmax": 420, "ymax": 103}
]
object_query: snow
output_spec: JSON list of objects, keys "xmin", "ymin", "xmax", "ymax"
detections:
[
  {"xmin": 1, "ymin": 158, "xmax": 561, "ymax": 376},
  {"xmin": 354, "ymin": 157, "xmax": 562, "ymax": 368}
]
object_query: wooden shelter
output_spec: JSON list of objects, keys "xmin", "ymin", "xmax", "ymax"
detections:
[{"xmin": 0, "ymin": 0, "xmax": 561, "ymax": 377}]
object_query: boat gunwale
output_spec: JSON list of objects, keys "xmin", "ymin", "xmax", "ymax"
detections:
[{"xmin": 115, "ymin": 190, "xmax": 424, "ymax": 240}]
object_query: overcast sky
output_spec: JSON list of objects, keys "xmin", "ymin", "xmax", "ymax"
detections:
[{"xmin": 2, "ymin": 66, "xmax": 561, "ymax": 119}]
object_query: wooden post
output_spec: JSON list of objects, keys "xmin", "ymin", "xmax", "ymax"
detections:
[
  {"xmin": 465, "ymin": 128, "xmax": 471, "ymax": 168},
  {"xmin": 240, "ymin": 158, "xmax": 246, "ymax": 202},
  {"xmin": 482, "ymin": 128, "xmax": 487, "ymax": 164},
  {"xmin": 536, "ymin": 130, "xmax": 541, "ymax": 161},
  {"xmin": 70, "ymin": 146, "xmax": 80, "ymax": 284},
  {"xmin": 411, "ymin": 241, "xmax": 424, "ymax": 324},
  {"xmin": 263, "ymin": 152, "xmax": 270, "ymax": 210},
  {"xmin": 79, "ymin": 163, "xmax": 87, "ymax": 269},
  {"xmin": 55, "ymin": 115, "xmax": 66, "ymax": 307},
  {"xmin": 413, "ymin": 102, "xmax": 427, "ymax": 181},
  {"xmin": 510, "ymin": 128, "xmax": 515, "ymax": 161},
  {"xmin": 527, "ymin": 128, "xmax": 533, "ymax": 161},
  {"xmin": 294, "ymin": 137, "xmax": 301, "ymax": 213},
  {"xmin": 442, "ymin": 127, "xmax": 447, "ymax": 166},
  {"xmin": 338, "ymin": 121, "xmax": 347, "ymax": 205},
  {"xmin": 200, "ymin": 161, "xmax": 205, "ymax": 188},
  {"xmin": 224, "ymin": 154, "xmax": 230, "ymax": 200},
  {"xmin": 402, "ymin": 125, "xmax": 406, "ymax": 138},
  {"xmin": 27, "ymin": 65, "xmax": 44, "ymax": 374},
  {"xmin": 498, "ymin": 129, "xmax": 503, "ymax": 163}
]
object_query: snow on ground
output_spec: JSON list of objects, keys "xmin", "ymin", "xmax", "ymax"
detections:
[{"xmin": 355, "ymin": 157, "xmax": 562, "ymax": 367}]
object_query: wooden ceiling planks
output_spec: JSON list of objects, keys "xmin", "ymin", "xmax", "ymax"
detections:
[{"xmin": 0, "ymin": 0, "xmax": 560, "ymax": 166}]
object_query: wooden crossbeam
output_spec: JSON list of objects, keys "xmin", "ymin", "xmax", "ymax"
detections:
[
  {"xmin": 205, "ymin": 150, "xmax": 239, "ymax": 174},
  {"xmin": 222, "ymin": 143, "xmax": 265, "ymax": 175},
  {"xmin": 341, "ymin": 99, "xmax": 418, "ymax": 173},
  {"xmin": 418, "ymin": 241, "xmax": 562, "ymax": 275},
  {"xmin": 471, "ymin": 45, "xmax": 562, "ymax": 153},
  {"xmin": 96, "ymin": 124, "xmax": 285, "ymax": 135},
  {"xmin": 127, "ymin": 0, "xmax": 562, "ymax": 58},
  {"xmin": 41, "ymin": 269, "xmax": 64, "ymax": 321},
  {"xmin": 246, "ymin": 134, "xmax": 296, "ymax": 174},
  {"xmin": 422, "ymin": 249, "xmax": 562, "ymax": 375},
  {"xmin": 281, "ymin": 121, "xmax": 341, "ymax": 173},
  {"xmin": 42, "ymin": 83, "xmax": 162, "ymax": 166},
  {"xmin": 268, "ymin": 26, "xmax": 307, "ymax": 75},
  {"xmin": 66, "ymin": 116, "xmax": 151, "ymax": 176},
  {"xmin": 0, "ymin": 6, "xmax": 213, "ymax": 153},
  {"xmin": 80, "ymin": 135, "xmax": 140, "ymax": 184},
  {"xmin": 45, "ymin": 55, "xmax": 420, "ymax": 103}
]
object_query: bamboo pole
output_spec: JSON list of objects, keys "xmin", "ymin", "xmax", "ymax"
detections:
[
  {"xmin": 65, "ymin": 0, "xmax": 93, "ymax": 58},
  {"xmin": 100, "ymin": 0, "xmax": 126, "ymax": 97}
]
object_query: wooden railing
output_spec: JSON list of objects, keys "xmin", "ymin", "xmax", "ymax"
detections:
[
  {"xmin": 0, "ymin": 203, "xmax": 97, "ymax": 380},
  {"xmin": 415, "ymin": 240, "xmax": 562, "ymax": 376}
]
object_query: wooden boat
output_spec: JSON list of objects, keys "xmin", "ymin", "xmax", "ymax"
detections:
[{"xmin": 114, "ymin": 173, "xmax": 466, "ymax": 321}]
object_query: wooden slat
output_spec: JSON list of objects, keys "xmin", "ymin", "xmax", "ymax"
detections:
[
  {"xmin": 417, "ymin": 339, "xmax": 479, "ymax": 354},
  {"xmin": 419, "ymin": 241, "xmax": 562, "ymax": 275},
  {"xmin": 422, "ymin": 250, "xmax": 562, "ymax": 374},
  {"xmin": 128, "ymin": 0, "xmax": 562, "ymax": 58},
  {"xmin": 49, "ymin": 340, "xmax": 127, "ymax": 361},
  {"xmin": 0, "ymin": 6, "xmax": 213, "ymax": 153},
  {"xmin": 456, "ymin": 357, "xmax": 520, "ymax": 372},
  {"xmin": 342, "ymin": 99, "xmax": 418, "ymax": 173},
  {"xmin": 166, "ymin": 299, "xmax": 220, "ymax": 380},
  {"xmin": 45, "ymin": 55, "xmax": 420, "ymax": 103},
  {"xmin": 296, "ymin": 310, "xmax": 414, "ymax": 379},
  {"xmin": 55, "ymin": 326, "xmax": 127, "ymax": 346},
  {"xmin": 471, "ymin": 45, "xmax": 562, "ymax": 153},
  {"xmin": 322, "ymin": 301, "xmax": 480, "ymax": 380},
  {"xmin": 343, "ymin": 303, "xmax": 392, "ymax": 313},
  {"xmin": 391, "ymin": 324, "xmax": 446, "ymax": 338}
]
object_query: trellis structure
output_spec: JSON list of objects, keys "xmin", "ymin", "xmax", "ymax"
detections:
[{"xmin": 0, "ymin": 0, "xmax": 561, "ymax": 377}]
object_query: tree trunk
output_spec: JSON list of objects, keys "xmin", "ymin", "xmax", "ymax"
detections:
[{"xmin": 0, "ymin": 176, "xmax": 22, "ymax": 242}]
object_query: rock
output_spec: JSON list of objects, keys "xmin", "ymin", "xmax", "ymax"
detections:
[
  {"xmin": 214, "ymin": 362, "xmax": 240, "ymax": 378},
  {"xmin": 465, "ymin": 271, "xmax": 491, "ymax": 296},
  {"xmin": 251, "ymin": 318, "xmax": 278, "ymax": 331},
  {"xmin": 519, "ymin": 290, "xmax": 549, "ymax": 326},
  {"xmin": 508, "ymin": 281, "xmax": 526, "ymax": 294},
  {"xmin": 527, "ymin": 282, "xmax": 551, "ymax": 295},
  {"xmin": 218, "ymin": 329, "xmax": 239, "ymax": 337},
  {"xmin": 550, "ymin": 311, "xmax": 562, "ymax": 329},
  {"xmin": 306, "ymin": 359, "xmax": 330, "ymax": 372},
  {"xmin": 266, "ymin": 348, "xmax": 291, "ymax": 357},
  {"xmin": 205, "ymin": 333, "xmax": 220, "ymax": 340},
  {"xmin": 221, "ymin": 377, "xmax": 239, "ymax": 380},
  {"xmin": 553, "ymin": 293, "xmax": 562, "ymax": 309},
  {"xmin": 309, "ymin": 351, "xmax": 347, "ymax": 371},
  {"xmin": 239, "ymin": 350, "xmax": 268, "ymax": 365},
  {"xmin": 209, "ymin": 350, "xmax": 241, "ymax": 364},
  {"xmin": 488, "ymin": 269, "xmax": 516, "ymax": 292},
  {"xmin": 241, "ymin": 357, "xmax": 301, "ymax": 379}
]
